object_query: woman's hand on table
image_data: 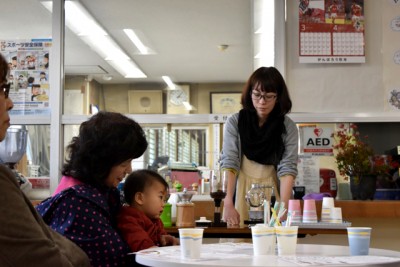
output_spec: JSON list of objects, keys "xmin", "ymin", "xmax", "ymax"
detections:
[{"xmin": 223, "ymin": 205, "xmax": 241, "ymax": 228}]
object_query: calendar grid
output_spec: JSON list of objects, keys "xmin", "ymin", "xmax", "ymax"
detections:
[{"xmin": 299, "ymin": 0, "xmax": 365, "ymax": 63}]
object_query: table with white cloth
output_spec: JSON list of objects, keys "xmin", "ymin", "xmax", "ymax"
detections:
[{"xmin": 135, "ymin": 243, "xmax": 400, "ymax": 267}]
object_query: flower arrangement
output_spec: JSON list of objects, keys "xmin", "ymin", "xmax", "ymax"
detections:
[{"xmin": 332, "ymin": 123, "xmax": 393, "ymax": 185}]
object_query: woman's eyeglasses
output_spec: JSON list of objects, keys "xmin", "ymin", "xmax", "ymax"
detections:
[
  {"xmin": 251, "ymin": 91, "xmax": 277, "ymax": 102},
  {"xmin": 1, "ymin": 83, "xmax": 11, "ymax": 99}
]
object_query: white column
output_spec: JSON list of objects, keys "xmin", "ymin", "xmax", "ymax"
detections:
[
  {"xmin": 49, "ymin": 0, "xmax": 65, "ymax": 194},
  {"xmin": 253, "ymin": 0, "xmax": 286, "ymax": 77}
]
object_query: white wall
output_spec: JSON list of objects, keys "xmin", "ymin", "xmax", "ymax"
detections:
[{"xmin": 286, "ymin": 0, "xmax": 390, "ymax": 113}]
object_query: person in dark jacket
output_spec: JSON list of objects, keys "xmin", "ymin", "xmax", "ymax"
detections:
[{"xmin": 0, "ymin": 53, "xmax": 90, "ymax": 267}]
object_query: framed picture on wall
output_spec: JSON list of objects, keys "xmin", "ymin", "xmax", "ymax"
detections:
[{"xmin": 210, "ymin": 92, "xmax": 242, "ymax": 114}]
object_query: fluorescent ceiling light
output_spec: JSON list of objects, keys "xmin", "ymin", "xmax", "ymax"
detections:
[
  {"xmin": 41, "ymin": 1, "xmax": 146, "ymax": 78},
  {"xmin": 65, "ymin": 2, "xmax": 107, "ymax": 36},
  {"xmin": 162, "ymin": 76, "xmax": 176, "ymax": 90},
  {"xmin": 108, "ymin": 59, "xmax": 146, "ymax": 78},
  {"xmin": 123, "ymin": 29, "xmax": 148, "ymax": 54},
  {"xmin": 83, "ymin": 35, "xmax": 129, "ymax": 61},
  {"xmin": 123, "ymin": 29, "xmax": 156, "ymax": 55}
]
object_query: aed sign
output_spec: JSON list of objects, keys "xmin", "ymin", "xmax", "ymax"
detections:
[{"xmin": 300, "ymin": 126, "xmax": 334, "ymax": 156}]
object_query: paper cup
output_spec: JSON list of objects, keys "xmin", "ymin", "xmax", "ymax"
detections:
[
  {"xmin": 275, "ymin": 226, "xmax": 298, "ymax": 255},
  {"xmin": 330, "ymin": 207, "xmax": 342, "ymax": 223},
  {"xmin": 288, "ymin": 199, "xmax": 302, "ymax": 223},
  {"xmin": 251, "ymin": 224, "xmax": 276, "ymax": 255},
  {"xmin": 179, "ymin": 228, "xmax": 204, "ymax": 259},
  {"xmin": 321, "ymin": 197, "xmax": 335, "ymax": 223},
  {"xmin": 347, "ymin": 227, "xmax": 371, "ymax": 256},
  {"xmin": 302, "ymin": 199, "xmax": 317, "ymax": 223}
]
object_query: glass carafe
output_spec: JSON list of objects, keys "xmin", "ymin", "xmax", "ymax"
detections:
[
  {"xmin": 0, "ymin": 126, "xmax": 28, "ymax": 165},
  {"xmin": 245, "ymin": 183, "xmax": 266, "ymax": 221},
  {"xmin": 0, "ymin": 126, "xmax": 31, "ymax": 193}
]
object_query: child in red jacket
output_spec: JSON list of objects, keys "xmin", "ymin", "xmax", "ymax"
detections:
[{"xmin": 118, "ymin": 170, "xmax": 179, "ymax": 252}]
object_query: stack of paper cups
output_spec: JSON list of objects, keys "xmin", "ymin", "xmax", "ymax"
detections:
[
  {"xmin": 288, "ymin": 199, "xmax": 302, "ymax": 223},
  {"xmin": 302, "ymin": 199, "xmax": 318, "ymax": 223},
  {"xmin": 330, "ymin": 207, "xmax": 342, "ymax": 223},
  {"xmin": 321, "ymin": 197, "xmax": 335, "ymax": 223}
]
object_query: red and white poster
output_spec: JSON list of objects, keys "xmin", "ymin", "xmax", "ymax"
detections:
[{"xmin": 299, "ymin": 0, "xmax": 365, "ymax": 63}]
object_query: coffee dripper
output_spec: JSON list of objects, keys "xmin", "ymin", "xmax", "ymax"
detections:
[{"xmin": 210, "ymin": 169, "xmax": 227, "ymax": 227}]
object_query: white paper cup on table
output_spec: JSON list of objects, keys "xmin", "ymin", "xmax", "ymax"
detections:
[
  {"xmin": 347, "ymin": 227, "xmax": 372, "ymax": 256},
  {"xmin": 321, "ymin": 197, "xmax": 335, "ymax": 223},
  {"xmin": 178, "ymin": 228, "xmax": 204, "ymax": 259},
  {"xmin": 251, "ymin": 224, "xmax": 276, "ymax": 255},
  {"xmin": 275, "ymin": 226, "xmax": 298, "ymax": 255},
  {"xmin": 330, "ymin": 207, "xmax": 342, "ymax": 223}
]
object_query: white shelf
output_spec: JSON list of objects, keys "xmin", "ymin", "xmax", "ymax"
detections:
[
  {"xmin": 10, "ymin": 112, "xmax": 400, "ymax": 126},
  {"xmin": 10, "ymin": 115, "xmax": 51, "ymax": 125},
  {"xmin": 288, "ymin": 112, "xmax": 400, "ymax": 123}
]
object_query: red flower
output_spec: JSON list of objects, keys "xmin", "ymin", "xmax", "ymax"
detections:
[{"xmin": 332, "ymin": 124, "xmax": 392, "ymax": 184}]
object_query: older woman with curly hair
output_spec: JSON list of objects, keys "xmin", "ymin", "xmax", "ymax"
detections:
[{"xmin": 37, "ymin": 111, "xmax": 148, "ymax": 267}]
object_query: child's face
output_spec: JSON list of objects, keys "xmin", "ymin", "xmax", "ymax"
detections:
[
  {"xmin": 141, "ymin": 181, "xmax": 167, "ymax": 220},
  {"xmin": 32, "ymin": 86, "xmax": 40, "ymax": 95}
]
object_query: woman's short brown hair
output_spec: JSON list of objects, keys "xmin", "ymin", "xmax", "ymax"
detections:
[{"xmin": 241, "ymin": 66, "xmax": 292, "ymax": 116}]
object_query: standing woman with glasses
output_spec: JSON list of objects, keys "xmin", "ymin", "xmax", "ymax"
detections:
[{"xmin": 221, "ymin": 66, "xmax": 298, "ymax": 227}]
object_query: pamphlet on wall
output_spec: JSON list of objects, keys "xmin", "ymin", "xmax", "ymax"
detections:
[
  {"xmin": 296, "ymin": 155, "xmax": 320, "ymax": 194},
  {"xmin": 0, "ymin": 39, "xmax": 51, "ymax": 115}
]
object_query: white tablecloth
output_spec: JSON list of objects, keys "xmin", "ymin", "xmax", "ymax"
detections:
[{"xmin": 135, "ymin": 243, "xmax": 400, "ymax": 267}]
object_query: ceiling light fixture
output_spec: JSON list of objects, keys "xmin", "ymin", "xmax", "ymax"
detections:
[
  {"xmin": 162, "ymin": 76, "xmax": 176, "ymax": 90},
  {"xmin": 123, "ymin": 29, "xmax": 148, "ymax": 54},
  {"xmin": 41, "ymin": 1, "xmax": 146, "ymax": 78}
]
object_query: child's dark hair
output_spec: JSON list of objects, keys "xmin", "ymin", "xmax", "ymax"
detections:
[{"xmin": 123, "ymin": 169, "xmax": 168, "ymax": 205}]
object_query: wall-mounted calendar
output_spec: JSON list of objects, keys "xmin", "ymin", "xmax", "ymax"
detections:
[{"xmin": 299, "ymin": 0, "xmax": 365, "ymax": 63}]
